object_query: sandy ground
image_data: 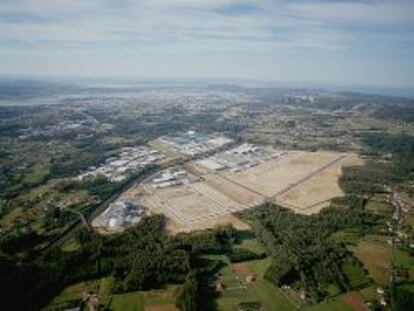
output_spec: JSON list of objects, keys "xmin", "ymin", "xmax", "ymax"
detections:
[
  {"xmin": 276, "ymin": 154, "xmax": 363, "ymax": 214},
  {"xmin": 204, "ymin": 174, "xmax": 264, "ymax": 206},
  {"xmin": 222, "ymin": 151, "xmax": 344, "ymax": 198}
]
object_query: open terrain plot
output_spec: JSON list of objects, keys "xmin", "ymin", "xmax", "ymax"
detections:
[
  {"xmin": 275, "ymin": 154, "xmax": 362, "ymax": 214},
  {"xmin": 137, "ymin": 180, "xmax": 253, "ymax": 233},
  {"xmin": 220, "ymin": 151, "xmax": 350, "ymax": 199}
]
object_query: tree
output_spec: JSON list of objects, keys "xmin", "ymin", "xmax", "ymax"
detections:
[{"xmin": 176, "ymin": 272, "xmax": 198, "ymax": 311}]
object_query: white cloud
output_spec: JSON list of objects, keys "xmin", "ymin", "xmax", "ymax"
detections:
[
  {"xmin": 290, "ymin": 0, "xmax": 414, "ymax": 25},
  {"xmin": 0, "ymin": 0, "xmax": 413, "ymax": 85}
]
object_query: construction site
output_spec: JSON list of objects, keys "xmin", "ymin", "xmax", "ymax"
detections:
[{"xmin": 121, "ymin": 142, "xmax": 362, "ymax": 233}]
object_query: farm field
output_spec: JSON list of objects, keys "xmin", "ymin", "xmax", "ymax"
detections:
[
  {"xmin": 44, "ymin": 277, "xmax": 179, "ymax": 311},
  {"xmin": 204, "ymin": 254, "xmax": 299, "ymax": 311},
  {"xmin": 353, "ymin": 236, "xmax": 392, "ymax": 285},
  {"xmin": 304, "ymin": 295, "xmax": 355, "ymax": 311}
]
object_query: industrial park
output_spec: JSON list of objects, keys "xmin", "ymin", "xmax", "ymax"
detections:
[{"xmin": 90, "ymin": 133, "xmax": 361, "ymax": 233}]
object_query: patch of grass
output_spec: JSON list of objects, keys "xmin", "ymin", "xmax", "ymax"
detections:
[
  {"xmin": 342, "ymin": 260, "xmax": 370, "ymax": 289},
  {"xmin": 61, "ymin": 238, "xmax": 80, "ymax": 252},
  {"xmin": 142, "ymin": 285, "xmax": 180, "ymax": 305},
  {"xmin": 45, "ymin": 277, "xmax": 178, "ymax": 311},
  {"xmin": 216, "ymin": 279, "xmax": 296, "ymax": 311},
  {"xmin": 23, "ymin": 161, "xmax": 50, "ymax": 186},
  {"xmin": 0, "ymin": 206, "xmax": 23, "ymax": 226},
  {"xmin": 107, "ymin": 285, "xmax": 179, "ymax": 311},
  {"xmin": 331, "ymin": 230, "xmax": 360, "ymax": 244},
  {"xmin": 45, "ymin": 277, "xmax": 112, "ymax": 310},
  {"xmin": 393, "ymin": 250, "xmax": 414, "ymax": 281},
  {"xmin": 304, "ymin": 295, "xmax": 354, "ymax": 311},
  {"xmin": 406, "ymin": 210, "xmax": 414, "ymax": 226},
  {"xmin": 365, "ymin": 199, "xmax": 392, "ymax": 215},
  {"xmin": 234, "ymin": 231, "xmax": 266, "ymax": 254},
  {"xmin": 394, "ymin": 249, "xmax": 414, "ymax": 269},
  {"xmin": 210, "ymin": 255, "xmax": 298, "ymax": 311},
  {"xmin": 324, "ymin": 284, "xmax": 342, "ymax": 298},
  {"xmin": 358, "ymin": 286, "xmax": 376, "ymax": 302},
  {"xmin": 110, "ymin": 292, "xmax": 145, "ymax": 311},
  {"xmin": 353, "ymin": 238, "xmax": 392, "ymax": 285}
]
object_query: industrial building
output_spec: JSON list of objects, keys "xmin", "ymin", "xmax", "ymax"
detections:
[
  {"xmin": 92, "ymin": 200, "xmax": 147, "ymax": 231},
  {"xmin": 148, "ymin": 167, "xmax": 199, "ymax": 189},
  {"xmin": 76, "ymin": 145, "xmax": 165, "ymax": 182},
  {"xmin": 196, "ymin": 143, "xmax": 285, "ymax": 172}
]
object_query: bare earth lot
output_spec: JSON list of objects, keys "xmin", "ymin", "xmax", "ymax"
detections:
[{"xmin": 130, "ymin": 150, "xmax": 362, "ymax": 233}]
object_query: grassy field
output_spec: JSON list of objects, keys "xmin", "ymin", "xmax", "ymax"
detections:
[
  {"xmin": 110, "ymin": 292, "xmax": 145, "ymax": 310},
  {"xmin": 394, "ymin": 249, "xmax": 414, "ymax": 281},
  {"xmin": 352, "ymin": 235, "xmax": 414, "ymax": 285},
  {"xmin": 44, "ymin": 277, "xmax": 179, "ymax": 311},
  {"xmin": 304, "ymin": 295, "xmax": 354, "ymax": 311},
  {"xmin": 353, "ymin": 236, "xmax": 392, "ymax": 285},
  {"xmin": 212, "ymin": 256, "xmax": 298, "ymax": 311},
  {"xmin": 203, "ymin": 232, "xmax": 300, "ymax": 311},
  {"xmin": 341, "ymin": 259, "xmax": 370, "ymax": 289},
  {"xmin": 61, "ymin": 237, "xmax": 80, "ymax": 252},
  {"xmin": 234, "ymin": 230, "xmax": 266, "ymax": 253},
  {"xmin": 44, "ymin": 277, "xmax": 112, "ymax": 310},
  {"xmin": 365, "ymin": 195, "xmax": 392, "ymax": 216},
  {"xmin": 22, "ymin": 160, "xmax": 50, "ymax": 186},
  {"xmin": 110, "ymin": 288, "xmax": 179, "ymax": 311}
]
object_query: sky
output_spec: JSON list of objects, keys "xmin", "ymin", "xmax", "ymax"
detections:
[{"xmin": 0, "ymin": 0, "xmax": 413, "ymax": 88}]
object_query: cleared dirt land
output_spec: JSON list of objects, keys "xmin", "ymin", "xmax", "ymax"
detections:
[
  {"xmin": 275, "ymin": 153, "xmax": 362, "ymax": 214},
  {"xmin": 132, "ymin": 150, "xmax": 361, "ymax": 233}
]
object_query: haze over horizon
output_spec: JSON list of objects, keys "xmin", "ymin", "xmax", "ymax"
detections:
[{"xmin": 1, "ymin": 0, "xmax": 413, "ymax": 88}]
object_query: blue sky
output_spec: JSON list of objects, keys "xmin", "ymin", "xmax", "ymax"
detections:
[{"xmin": 0, "ymin": 0, "xmax": 413, "ymax": 87}]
